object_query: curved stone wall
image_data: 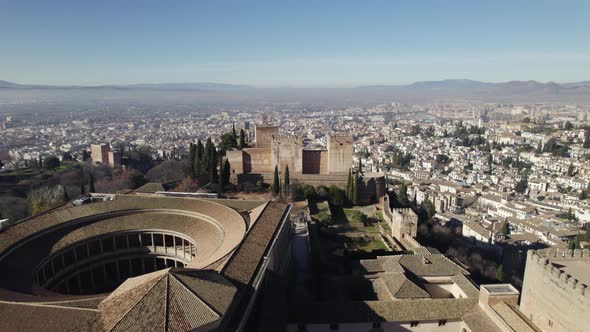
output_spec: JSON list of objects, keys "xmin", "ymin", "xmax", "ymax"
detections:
[{"xmin": 35, "ymin": 230, "xmax": 196, "ymax": 294}]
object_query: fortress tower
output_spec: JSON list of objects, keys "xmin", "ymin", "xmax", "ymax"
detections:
[
  {"xmin": 327, "ymin": 134, "xmax": 353, "ymax": 175},
  {"xmin": 254, "ymin": 115, "xmax": 279, "ymax": 148}
]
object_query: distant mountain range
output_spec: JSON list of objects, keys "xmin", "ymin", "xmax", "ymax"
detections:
[
  {"xmin": 360, "ymin": 79, "xmax": 590, "ymax": 92},
  {"xmin": 1, "ymin": 79, "xmax": 589, "ymax": 104},
  {"xmin": 0, "ymin": 80, "xmax": 253, "ymax": 91},
  {"xmin": 2, "ymin": 78, "xmax": 589, "ymax": 92}
]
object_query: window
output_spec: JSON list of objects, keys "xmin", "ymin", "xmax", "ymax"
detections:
[
  {"xmin": 297, "ymin": 324, "xmax": 306, "ymax": 331},
  {"xmin": 329, "ymin": 323, "xmax": 339, "ymax": 330},
  {"xmin": 410, "ymin": 321, "xmax": 419, "ymax": 327},
  {"xmin": 438, "ymin": 320, "xmax": 447, "ymax": 326},
  {"xmin": 372, "ymin": 322, "xmax": 381, "ymax": 328},
  {"xmin": 548, "ymin": 320, "xmax": 553, "ymax": 328}
]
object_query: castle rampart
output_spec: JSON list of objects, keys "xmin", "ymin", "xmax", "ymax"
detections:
[{"xmin": 520, "ymin": 248, "xmax": 590, "ymax": 331}]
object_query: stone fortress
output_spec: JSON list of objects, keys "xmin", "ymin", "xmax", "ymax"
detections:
[{"xmin": 226, "ymin": 115, "xmax": 354, "ymax": 188}]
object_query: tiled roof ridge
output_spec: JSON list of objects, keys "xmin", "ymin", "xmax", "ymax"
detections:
[
  {"xmin": 35, "ymin": 295, "xmax": 107, "ymax": 305},
  {"xmin": 169, "ymin": 272, "xmax": 221, "ymax": 317},
  {"xmin": 0, "ymin": 300, "xmax": 99, "ymax": 312},
  {"xmin": 109, "ymin": 272, "xmax": 168, "ymax": 331}
]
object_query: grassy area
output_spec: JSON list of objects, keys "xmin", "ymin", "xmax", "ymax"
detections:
[
  {"xmin": 312, "ymin": 202, "xmax": 332, "ymax": 224},
  {"xmin": 0, "ymin": 168, "xmax": 37, "ymax": 176},
  {"xmin": 343, "ymin": 209, "xmax": 367, "ymax": 223},
  {"xmin": 314, "ymin": 211, "xmax": 331, "ymax": 224},
  {"xmin": 311, "ymin": 201, "xmax": 392, "ymax": 253},
  {"xmin": 357, "ymin": 238, "xmax": 388, "ymax": 252}
]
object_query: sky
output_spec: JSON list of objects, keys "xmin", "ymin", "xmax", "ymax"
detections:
[{"xmin": 0, "ymin": 0, "xmax": 589, "ymax": 87}]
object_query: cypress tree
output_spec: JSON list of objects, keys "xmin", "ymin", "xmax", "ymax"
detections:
[
  {"xmin": 399, "ymin": 182, "xmax": 409, "ymax": 207},
  {"xmin": 272, "ymin": 165, "xmax": 280, "ymax": 197},
  {"xmin": 188, "ymin": 143, "xmax": 196, "ymax": 177},
  {"xmin": 196, "ymin": 140, "xmax": 204, "ymax": 175},
  {"xmin": 352, "ymin": 172, "xmax": 359, "ymax": 205},
  {"xmin": 203, "ymin": 138, "xmax": 212, "ymax": 174},
  {"xmin": 501, "ymin": 221, "xmax": 510, "ymax": 235},
  {"xmin": 358, "ymin": 158, "xmax": 363, "ymax": 175},
  {"xmin": 88, "ymin": 173, "xmax": 96, "ymax": 193},
  {"xmin": 209, "ymin": 148, "xmax": 218, "ymax": 183},
  {"xmin": 194, "ymin": 142, "xmax": 201, "ymax": 177},
  {"xmin": 222, "ymin": 159, "xmax": 231, "ymax": 185},
  {"xmin": 238, "ymin": 129, "xmax": 246, "ymax": 150},
  {"xmin": 63, "ymin": 187, "xmax": 70, "ymax": 202},
  {"xmin": 80, "ymin": 169, "xmax": 86, "ymax": 195},
  {"xmin": 284, "ymin": 165, "xmax": 290, "ymax": 196},
  {"xmin": 496, "ymin": 264, "xmax": 505, "ymax": 282},
  {"xmin": 346, "ymin": 169, "xmax": 352, "ymax": 201},
  {"xmin": 217, "ymin": 160, "xmax": 225, "ymax": 195},
  {"xmin": 232, "ymin": 123, "xmax": 237, "ymax": 142}
]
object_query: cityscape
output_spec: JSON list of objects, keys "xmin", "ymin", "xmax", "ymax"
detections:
[{"xmin": 1, "ymin": 1, "xmax": 589, "ymax": 332}]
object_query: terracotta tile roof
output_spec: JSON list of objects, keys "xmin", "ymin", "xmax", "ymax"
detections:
[
  {"xmin": 110, "ymin": 273, "xmax": 167, "ymax": 332},
  {"xmin": 0, "ymin": 302, "xmax": 99, "ymax": 331},
  {"xmin": 172, "ymin": 269, "xmax": 237, "ymax": 315},
  {"xmin": 134, "ymin": 183, "xmax": 165, "ymax": 193},
  {"xmin": 288, "ymin": 298, "xmax": 477, "ymax": 323},
  {"xmin": 398, "ymin": 254, "xmax": 467, "ymax": 276},
  {"xmin": 99, "ymin": 269, "xmax": 169, "ymax": 331},
  {"xmin": 100, "ymin": 268, "xmax": 238, "ymax": 331},
  {"xmin": 167, "ymin": 275, "xmax": 219, "ymax": 332},
  {"xmin": 461, "ymin": 306, "xmax": 503, "ymax": 332},
  {"xmin": 221, "ymin": 202, "xmax": 288, "ymax": 286}
]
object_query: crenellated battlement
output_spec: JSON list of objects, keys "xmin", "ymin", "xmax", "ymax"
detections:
[
  {"xmin": 328, "ymin": 133, "xmax": 353, "ymax": 145},
  {"xmin": 271, "ymin": 134, "xmax": 300, "ymax": 144},
  {"xmin": 529, "ymin": 248, "xmax": 590, "ymax": 297}
]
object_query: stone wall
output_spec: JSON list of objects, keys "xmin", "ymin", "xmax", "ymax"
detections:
[
  {"xmin": 243, "ymin": 148, "xmax": 273, "ymax": 174},
  {"xmin": 520, "ymin": 248, "xmax": 590, "ymax": 332},
  {"xmin": 226, "ymin": 149, "xmax": 244, "ymax": 184}
]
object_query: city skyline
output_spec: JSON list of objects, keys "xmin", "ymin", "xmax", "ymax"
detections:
[{"xmin": 1, "ymin": 0, "xmax": 589, "ymax": 86}]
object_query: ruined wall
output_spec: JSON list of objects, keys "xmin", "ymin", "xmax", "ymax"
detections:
[
  {"xmin": 358, "ymin": 175, "xmax": 385, "ymax": 205},
  {"xmin": 520, "ymin": 249, "xmax": 590, "ymax": 332},
  {"xmin": 327, "ymin": 134, "xmax": 353, "ymax": 175},
  {"xmin": 382, "ymin": 196, "xmax": 418, "ymax": 239},
  {"xmin": 271, "ymin": 135, "xmax": 302, "ymax": 175},
  {"xmin": 255, "ymin": 126, "xmax": 279, "ymax": 148}
]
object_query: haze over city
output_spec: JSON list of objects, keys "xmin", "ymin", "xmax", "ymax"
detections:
[{"xmin": 0, "ymin": 1, "xmax": 589, "ymax": 332}]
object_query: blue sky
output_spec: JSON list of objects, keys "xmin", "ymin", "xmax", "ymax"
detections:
[{"xmin": 1, "ymin": 0, "xmax": 589, "ymax": 86}]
